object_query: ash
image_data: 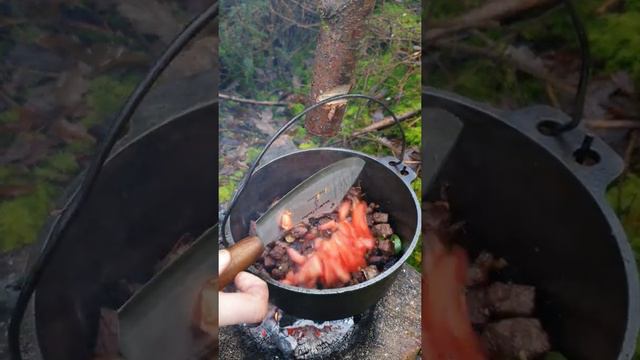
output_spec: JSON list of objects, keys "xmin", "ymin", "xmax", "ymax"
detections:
[{"xmin": 240, "ymin": 305, "xmax": 365, "ymax": 359}]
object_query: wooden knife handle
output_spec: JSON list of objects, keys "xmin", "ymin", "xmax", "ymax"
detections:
[{"xmin": 218, "ymin": 236, "xmax": 264, "ymax": 290}]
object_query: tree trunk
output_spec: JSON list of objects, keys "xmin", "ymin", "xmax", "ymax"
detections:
[{"xmin": 304, "ymin": 0, "xmax": 375, "ymax": 137}]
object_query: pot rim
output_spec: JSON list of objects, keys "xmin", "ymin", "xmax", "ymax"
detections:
[{"xmin": 226, "ymin": 147, "xmax": 422, "ymax": 295}]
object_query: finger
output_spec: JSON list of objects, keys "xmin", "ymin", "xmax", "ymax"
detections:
[
  {"xmin": 218, "ymin": 272, "xmax": 268, "ymax": 326},
  {"xmin": 218, "ymin": 249, "xmax": 230, "ymax": 274},
  {"xmin": 234, "ymin": 271, "xmax": 269, "ymax": 296}
]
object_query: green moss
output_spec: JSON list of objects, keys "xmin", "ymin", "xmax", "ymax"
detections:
[
  {"xmin": 245, "ymin": 147, "xmax": 261, "ymax": 164},
  {"xmin": 407, "ymin": 234, "xmax": 422, "ymax": 271},
  {"xmin": 0, "ymin": 183, "xmax": 55, "ymax": 251},
  {"xmin": 83, "ymin": 75, "xmax": 138, "ymax": 128},
  {"xmin": 289, "ymin": 103, "xmax": 305, "ymax": 116},
  {"xmin": 0, "ymin": 108, "xmax": 19, "ymax": 125},
  {"xmin": 219, "ymin": 183, "xmax": 234, "ymax": 203},
  {"xmin": 34, "ymin": 152, "xmax": 79, "ymax": 182},
  {"xmin": 298, "ymin": 142, "xmax": 316, "ymax": 150},
  {"xmin": 590, "ymin": 11, "xmax": 640, "ymax": 86},
  {"xmin": 11, "ymin": 24, "xmax": 44, "ymax": 43},
  {"xmin": 607, "ymin": 174, "xmax": 640, "ymax": 269}
]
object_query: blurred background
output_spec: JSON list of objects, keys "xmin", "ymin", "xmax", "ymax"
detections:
[
  {"xmin": 0, "ymin": 1, "xmax": 214, "ymax": 357},
  {"xmin": 426, "ymin": 2, "xmax": 640, "ymax": 356}
]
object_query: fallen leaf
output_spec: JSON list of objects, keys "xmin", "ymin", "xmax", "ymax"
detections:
[
  {"xmin": 55, "ymin": 63, "xmax": 91, "ymax": 109},
  {"xmin": 50, "ymin": 119, "xmax": 96, "ymax": 144},
  {"xmin": 116, "ymin": 0, "xmax": 181, "ymax": 44},
  {"xmin": 0, "ymin": 132, "xmax": 51, "ymax": 165},
  {"xmin": 0, "ymin": 185, "xmax": 35, "ymax": 199}
]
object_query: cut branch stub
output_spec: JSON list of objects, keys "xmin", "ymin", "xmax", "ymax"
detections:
[{"xmin": 305, "ymin": 0, "xmax": 375, "ymax": 137}]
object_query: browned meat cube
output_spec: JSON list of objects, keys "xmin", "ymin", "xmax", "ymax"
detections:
[
  {"xmin": 263, "ymin": 256, "xmax": 276, "ymax": 269},
  {"xmin": 482, "ymin": 318, "xmax": 551, "ymax": 359},
  {"xmin": 467, "ymin": 266, "xmax": 490, "ymax": 287},
  {"xmin": 269, "ymin": 242, "xmax": 288, "ymax": 260},
  {"xmin": 290, "ymin": 225, "xmax": 308, "ymax": 238},
  {"xmin": 466, "ymin": 288, "xmax": 490, "ymax": 327},
  {"xmin": 378, "ymin": 239, "xmax": 395, "ymax": 255},
  {"xmin": 366, "ymin": 214, "xmax": 374, "ymax": 226},
  {"xmin": 271, "ymin": 262, "xmax": 290, "ymax": 280},
  {"xmin": 368, "ymin": 255, "xmax": 387, "ymax": 266},
  {"xmin": 467, "ymin": 252, "xmax": 508, "ymax": 286},
  {"xmin": 486, "ymin": 282, "xmax": 535, "ymax": 317},
  {"xmin": 362, "ymin": 265, "xmax": 379, "ymax": 280},
  {"xmin": 372, "ymin": 212, "xmax": 389, "ymax": 223},
  {"xmin": 372, "ymin": 224, "xmax": 393, "ymax": 238}
]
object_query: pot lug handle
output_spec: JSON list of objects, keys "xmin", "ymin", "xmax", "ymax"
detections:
[
  {"xmin": 505, "ymin": 106, "xmax": 624, "ymax": 195},
  {"xmin": 379, "ymin": 156, "xmax": 417, "ymax": 186}
]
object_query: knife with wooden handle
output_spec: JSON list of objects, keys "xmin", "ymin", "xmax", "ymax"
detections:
[{"xmin": 116, "ymin": 157, "xmax": 365, "ymax": 360}]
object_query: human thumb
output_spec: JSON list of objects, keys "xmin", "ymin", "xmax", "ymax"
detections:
[{"xmin": 219, "ymin": 249, "xmax": 231, "ymax": 274}]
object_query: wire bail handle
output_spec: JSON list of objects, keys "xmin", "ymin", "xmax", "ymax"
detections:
[{"xmin": 220, "ymin": 93, "xmax": 409, "ymax": 245}]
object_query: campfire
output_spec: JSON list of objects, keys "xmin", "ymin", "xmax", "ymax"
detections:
[{"xmin": 254, "ymin": 186, "xmax": 401, "ymax": 289}]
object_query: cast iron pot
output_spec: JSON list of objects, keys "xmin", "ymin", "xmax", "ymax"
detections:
[
  {"xmin": 424, "ymin": 87, "xmax": 640, "ymax": 360},
  {"xmin": 30, "ymin": 74, "xmax": 218, "ymax": 360},
  {"xmin": 225, "ymin": 148, "xmax": 421, "ymax": 321}
]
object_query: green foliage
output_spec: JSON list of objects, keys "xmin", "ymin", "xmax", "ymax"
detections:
[
  {"xmin": 543, "ymin": 352, "xmax": 568, "ymax": 360},
  {"xmin": 34, "ymin": 152, "xmax": 79, "ymax": 182},
  {"xmin": 0, "ymin": 183, "xmax": 54, "ymax": 251},
  {"xmin": 590, "ymin": 11, "xmax": 640, "ymax": 86},
  {"xmin": 290, "ymin": 103, "xmax": 305, "ymax": 116},
  {"xmin": 219, "ymin": 183, "xmax": 234, "ymax": 203},
  {"xmin": 219, "ymin": 0, "xmax": 316, "ymax": 96},
  {"xmin": 245, "ymin": 147, "xmax": 261, "ymax": 164},
  {"xmin": 407, "ymin": 234, "xmax": 422, "ymax": 271},
  {"xmin": 0, "ymin": 108, "xmax": 19, "ymax": 125},
  {"xmin": 298, "ymin": 142, "xmax": 316, "ymax": 150},
  {"xmin": 607, "ymin": 174, "xmax": 640, "ymax": 269},
  {"xmin": 219, "ymin": 170, "xmax": 245, "ymax": 203},
  {"xmin": 83, "ymin": 75, "xmax": 138, "ymax": 127}
]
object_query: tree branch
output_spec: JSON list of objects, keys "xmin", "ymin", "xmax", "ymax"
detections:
[
  {"xmin": 219, "ymin": 93, "xmax": 288, "ymax": 107},
  {"xmin": 424, "ymin": 0, "xmax": 559, "ymax": 42},
  {"xmin": 352, "ymin": 109, "xmax": 420, "ymax": 136},
  {"xmin": 586, "ymin": 120, "xmax": 640, "ymax": 129}
]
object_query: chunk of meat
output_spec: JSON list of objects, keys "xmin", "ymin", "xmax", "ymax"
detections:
[
  {"xmin": 372, "ymin": 223, "xmax": 393, "ymax": 238},
  {"xmin": 263, "ymin": 256, "xmax": 276, "ymax": 270},
  {"xmin": 466, "ymin": 251, "xmax": 508, "ymax": 286},
  {"xmin": 377, "ymin": 239, "xmax": 394, "ymax": 255},
  {"xmin": 486, "ymin": 282, "xmax": 535, "ymax": 317},
  {"xmin": 270, "ymin": 262, "xmax": 290, "ymax": 280},
  {"xmin": 362, "ymin": 265, "xmax": 379, "ymax": 280},
  {"xmin": 290, "ymin": 225, "xmax": 308, "ymax": 238},
  {"xmin": 269, "ymin": 242, "xmax": 288, "ymax": 260},
  {"xmin": 482, "ymin": 318, "xmax": 551, "ymax": 359},
  {"xmin": 372, "ymin": 212, "xmax": 389, "ymax": 223}
]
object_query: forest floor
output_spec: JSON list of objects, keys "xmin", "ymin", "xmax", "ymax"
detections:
[{"xmin": 0, "ymin": 1, "xmax": 214, "ymax": 357}]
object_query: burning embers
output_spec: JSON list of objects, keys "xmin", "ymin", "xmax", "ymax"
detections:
[
  {"xmin": 423, "ymin": 200, "xmax": 554, "ymax": 360},
  {"xmin": 255, "ymin": 187, "xmax": 400, "ymax": 289},
  {"xmin": 241, "ymin": 305, "xmax": 365, "ymax": 359}
]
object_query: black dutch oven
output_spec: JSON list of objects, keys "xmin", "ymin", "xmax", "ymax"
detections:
[
  {"xmin": 221, "ymin": 94, "xmax": 421, "ymax": 321},
  {"xmin": 424, "ymin": 87, "xmax": 640, "ymax": 360},
  {"xmin": 29, "ymin": 75, "xmax": 219, "ymax": 360},
  {"xmin": 225, "ymin": 148, "xmax": 421, "ymax": 320}
]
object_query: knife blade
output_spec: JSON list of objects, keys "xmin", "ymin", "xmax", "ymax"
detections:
[
  {"xmin": 116, "ymin": 156, "xmax": 365, "ymax": 360},
  {"xmin": 218, "ymin": 156, "xmax": 365, "ymax": 289}
]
